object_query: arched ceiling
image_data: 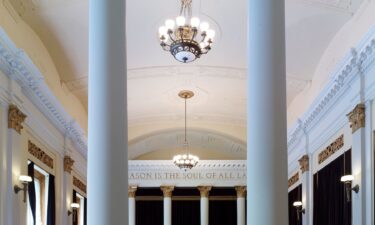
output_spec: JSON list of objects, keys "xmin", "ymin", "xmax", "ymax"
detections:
[{"xmin": 7, "ymin": 0, "xmax": 365, "ymax": 158}]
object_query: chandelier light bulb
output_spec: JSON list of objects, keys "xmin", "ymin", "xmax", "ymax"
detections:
[
  {"xmin": 165, "ymin": 19, "xmax": 175, "ymax": 30},
  {"xmin": 199, "ymin": 42, "xmax": 206, "ymax": 49},
  {"xmin": 176, "ymin": 16, "xmax": 186, "ymax": 27},
  {"xmin": 190, "ymin": 17, "xmax": 200, "ymax": 28},
  {"xmin": 199, "ymin": 22, "xmax": 209, "ymax": 32},
  {"xmin": 159, "ymin": 26, "xmax": 168, "ymax": 36},
  {"xmin": 207, "ymin": 29, "xmax": 216, "ymax": 39}
]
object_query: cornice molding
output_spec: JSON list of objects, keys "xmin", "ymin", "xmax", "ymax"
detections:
[
  {"xmin": 0, "ymin": 28, "xmax": 87, "ymax": 158},
  {"xmin": 288, "ymin": 25, "xmax": 375, "ymax": 150}
]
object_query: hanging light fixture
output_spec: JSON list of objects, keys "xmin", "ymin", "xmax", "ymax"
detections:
[
  {"xmin": 173, "ymin": 90, "xmax": 199, "ymax": 170},
  {"xmin": 158, "ymin": 0, "xmax": 215, "ymax": 63}
]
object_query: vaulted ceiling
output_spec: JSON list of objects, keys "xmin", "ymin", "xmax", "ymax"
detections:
[{"xmin": 9, "ymin": 0, "xmax": 364, "ymax": 159}]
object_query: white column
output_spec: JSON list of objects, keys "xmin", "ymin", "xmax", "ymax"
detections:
[
  {"xmin": 235, "ymin": 186, "xmax": 246, "ymax": 225},
  {"xmin": 88, "ymin": 0, "xmax": 128, "ymax": 224},
  {"xmin": 62, "ymin": 155, "xmax": 74, "ymax": 225},
  {"xmin": 347, "ymin": 103, "xmax": 366, "ymax": 225},
  {"xmin": 247, "ymin": 0, "xmax": 288, "ymax": 224},
  {"xmin": 198, "ymin": 186, "xmax": 212, "ymax": 225},
  {"xmin": 128, "ymin": 186, "xmax": 137, "ymax": 225},
  {"xmin": 161, "ymin": 186, "xmax": 174, "ymax": 225},
  {"xmin": 299, "ymin": 155, "xmax": 310, "ymax": 225}
]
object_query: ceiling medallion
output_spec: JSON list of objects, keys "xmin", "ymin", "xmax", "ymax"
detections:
[
  {"xmin": 158, "ymin": 0, "xmax": 215, "ymax": 63},
  {"xmin": 173, "ymin": 90, "xmax": 199, "ymax": 171}
]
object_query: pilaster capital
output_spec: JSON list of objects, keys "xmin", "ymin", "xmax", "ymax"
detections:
[
  {"xmin": 128, "ymin": 186, "xmax": 137, "ymax": 198},
  {"xmin": 160, "ymin": 186, "xmax": 174, "ymax": 197},
  {"xmin": 197, "ymin": 186, "xmax": 212, "ymax": 197},
  {"xmin": 234, "ymin": 186, "xmax": 247, "ymax": 198},
  {"xmin": 347, "ymin": 103, "xmax": 365, "ymax": 133},
  {"xmin": 63, "ymin": 155, "xmax": 75, "ymax": 174},
  {"xmin": 8, "ymin": 104, "xmax": 26, "ymax": 134},
  {"xmin": 298, "ymin": 155, "xmax": 309, "ymax": 174}
]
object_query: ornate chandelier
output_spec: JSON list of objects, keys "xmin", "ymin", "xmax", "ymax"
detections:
[
  {"xmin": 173, "ymin": 90, "xmax": 199, "ymax": 170},
  {"xmin": 158, "ymin": 0, "xmax": 215, "ymax": 63}
]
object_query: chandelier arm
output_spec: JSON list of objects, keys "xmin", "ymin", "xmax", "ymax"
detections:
[
  {"xmin": 192, "ymin": 29, "xmax": 198, "ymax": 40},
  {"xmin": 168, "ymin": 32, "xmax": 176, "ymax": 42}
]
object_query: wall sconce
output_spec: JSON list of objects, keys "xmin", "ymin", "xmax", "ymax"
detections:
[
  {"xmin": 293, "ymin": 201, "xmax": 305, "ymax": 221},
  {"xmin": 68, "ymin": 203, "xmax": 80, "ymax": 216},
  {"xmin": 340, "ymin": 175, "xmax": 359, "ymax": 202},
  {"xmin": 14, "ymin": 175, "xmax": 32, "ymax": 203}
]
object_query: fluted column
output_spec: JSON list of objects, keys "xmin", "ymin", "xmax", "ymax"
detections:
[
  {"xmin": 161, "ymin": 186, "xmax": 174, "ymax": 225},
  {"xmin": 128, "ymin": 186, "xmax": 137, "ymax": 225},
  {"xmin": 88, "ymin": 0, "xmax": 128, "ymax": 224},
  {"xmin": 235, "ymin": 186, "xmax": 246, "ymax": 225},
  {"xmin": 198, "ymin": 186, "xmax": 212, "ymax": 225},
  {"xmin": 247, "ymin": 0, "xmax": 288, "ymax": 224}
]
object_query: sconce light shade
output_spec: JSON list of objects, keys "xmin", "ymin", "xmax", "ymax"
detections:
[
  {"xmin": 71, "ymin": 203, "xmax": 80, "ymax": 209},
  {"xmin": 19, "ymin": 175, "xmax": 32, "ymax": 183},
  {"xmin": 293, "ymin": 201, "xmax": 303, "ymax": 207},
  {"xmin": 341, "ymin": 175, "xmax": 354, "ymax": 182}
]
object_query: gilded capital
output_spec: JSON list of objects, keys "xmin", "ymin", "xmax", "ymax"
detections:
[
  {"xmin": 235, "ymin": 186, "xmax": 247, "ymax": 198},
  {"xmin": 128, "ymin": 186, "xmax": 137, "ymax": 198},
  {"xmin": 160, "ymin": 186, "xmax": 174, "ymax": 197},
  {"xmin": 8, "ymin": 104, "xmax": 27, "ymax": 134},
  {"xmin": 64, "ymin": 156, "xmax": 75, "ymax": 174},
  {"xmin": 347, "ymin": 103, "xmax": 365, "ymax": 133},
  {"xmin": 298, "ymin": 155, "xmax": 309, "ymax": 173},
  {"xmin": 197, "ymin": 186, "xmax": 212, "ymax": 197}
]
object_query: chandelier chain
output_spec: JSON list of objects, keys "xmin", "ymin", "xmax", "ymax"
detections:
[{"xmin": 180, "ymin": 0, "xmax": 192, "ymax": 19}]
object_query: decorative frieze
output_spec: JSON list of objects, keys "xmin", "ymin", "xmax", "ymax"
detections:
[
  {"xmin": 347, "ymin": 103, "xmax": 365, "ymax": 133},
  {"xmin": 298, "ymin": 155, "xmax": 309, "ymax": 173},
  {"xmin": 160, "ymin": 186, "xmax": 174, "ymax": 197},
  {"xmin": 235, "ymin": 186, "xmax": 247, "ymax": 198},
  {"xmin": 128, "ymin": 186, "xmax": 137, "ymax": 198},
  {"xmin": 8, "ymin": 104, "xmax": 26, "ymax": 134},
  {"xmin": 73, "ymin": 176, "xmax": 87, "ymax": 194},
  {"xmin": 197, "ymin": 186, "xmax": 212, "ymax": 197},
  {"xmin": 288, "ymin": 172, "xmax": 299, "ymax": 188},
  {"xmin": 318, "ymin": 134, "xmax": 344, "ymax": 164},
  {"xmin": 63, "ymin": 156, "xmax": 75, "ymax": 174},
  {"xmin": 28, "ymin": 141, "xmax": 54, "ymax": 169}
]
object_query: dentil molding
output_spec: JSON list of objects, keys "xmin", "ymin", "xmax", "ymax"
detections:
[
  {"xmin": 0, "ymin": 28, "xmax": 87, "ymax": 157},
  {"xmin": 288, "ymin": 25, "xmax": 375, "ymax": 150}
]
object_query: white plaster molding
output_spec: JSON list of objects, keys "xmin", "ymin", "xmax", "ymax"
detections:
[
  {"xmin": 0, "ymin": 28, "xmax": 87, "ymax": 158},
  {"xmin": 287, "ymin": 25, "xmax": 375, "ymax": 151}
]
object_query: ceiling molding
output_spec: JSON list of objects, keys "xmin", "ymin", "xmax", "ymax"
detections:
[
  {"xmin": 129, "ymin": 128, "xmax": 246, "ymax": 160},
  {"xmin": 0, "ymin": 28, "xmax": 87, "ymax": 157}
]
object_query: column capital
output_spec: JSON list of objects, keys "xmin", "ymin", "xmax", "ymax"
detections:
[
  {"xmin": 197, "ymin": 186, "xmax": 212, "ymax": 197},
  {"xmin": 8, "ymin": 104, "xmax": 27, "ymax": 134},
  {"xmin": 298, "ymin": 155, "xmax": 309, "ymax": 174},
  {"xmin": 64, "ymin": 155, "xmax": 75, "ymax": 174},
  {"xmin": 235, "ymin": 186, "xmax": 247, "ymax": 198},
  {"xmin": 347, "ymin": 103, "xmax": 365, "ymax": 133},
  {"xmin": 128, "ymin": 186, "xmax": 137, "ymax": 198},
  {"xmin": 160, "ymin": 186, "xmax": 174, "ymax": 197}
]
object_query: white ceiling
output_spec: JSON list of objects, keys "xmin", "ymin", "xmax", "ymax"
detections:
[{"xmin": 8, "ymin": 0, "xmax": 364, "ymax": 158}]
